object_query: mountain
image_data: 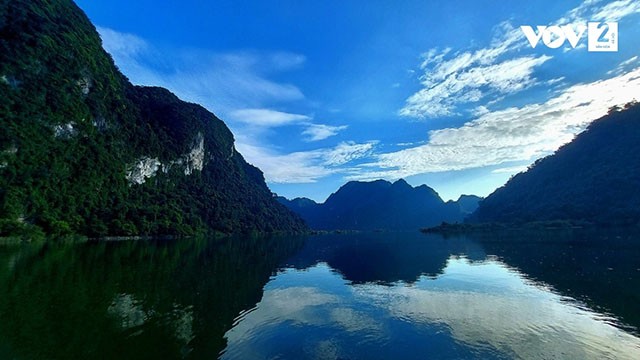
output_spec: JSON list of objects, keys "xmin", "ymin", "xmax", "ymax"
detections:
[
  {"xmin": 448, "ymin": 194, "xmax": 482, "ymax": 215},
  {"xmin": 472, "ymin": 102, "xmax": 640, "ymax": 225},
  {"xmin": 0, "ymin": 0, "xmax": 306, "ymax": 237},
  {"xmin": 278, "ymin": 179, "xmax": 478, "ymax": 230}
]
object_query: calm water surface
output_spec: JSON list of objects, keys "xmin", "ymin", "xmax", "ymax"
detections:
[{"xmin": 0, "ymin": 229, "xmax": 638, "ymax": 359}]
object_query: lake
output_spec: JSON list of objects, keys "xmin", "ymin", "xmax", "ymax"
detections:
[{"xmin": 0, "ymin": 229, "xmax": 638, "ymax": 359}]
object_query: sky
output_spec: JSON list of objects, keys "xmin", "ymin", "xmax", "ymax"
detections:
[{"xmin": 75, "ymin": 0, "xmax": 640, "ymax": 202}]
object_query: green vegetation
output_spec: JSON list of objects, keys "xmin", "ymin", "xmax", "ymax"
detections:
[
  {"xmin": 472, "ymin": 102, "xmax": 640, "ymax": 225},
  {"xmin": 421, "ymin": 219, "xmax": 596, "ymax": 235},
  {"xmin": 0, "ymin": 0, "xmax": 306, "ymax": 238},
  {"xmin": 0, "ymin": 235, "xmax": 305, "ymax": 359}
]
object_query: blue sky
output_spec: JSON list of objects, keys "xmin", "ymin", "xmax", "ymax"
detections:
[{"xmin": 75, "ymin": 0, "xmax": 640, "ymax": 202}]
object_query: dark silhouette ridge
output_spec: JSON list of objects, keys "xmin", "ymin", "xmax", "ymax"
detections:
[
  {"xmin": 472, "ymin": 102, "xmax": 640, "ymax": 225},
  {"xmin": 278, "ymin": 179, "xmax": 481, "ymax": 230}
]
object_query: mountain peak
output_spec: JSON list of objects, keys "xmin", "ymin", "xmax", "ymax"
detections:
[
  {"xmin": 281, "ymin": 179, "xmax": 477, "ymax": 230},
  {"xmin": 391, "ymin": 178, "xmax": 414, "ymax": 190}
]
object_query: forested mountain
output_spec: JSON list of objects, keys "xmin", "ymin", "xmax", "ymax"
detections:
[
  {"xmin": 472, "ymin": 102, "xmax": 640, "ymax": 225},
  {"xmin": 278, "ymin": 179, "xmax": 480, "ymax": 230},
  {"xmin": 0, "ymin": 0, "xmax": 306, "ymax": 237}
]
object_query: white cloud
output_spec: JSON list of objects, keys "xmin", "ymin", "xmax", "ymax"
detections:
[
  {"xmin": 98, "ymin": 27, "xmax": 148, "ymax": 58},
  {"xmin": 400, "ymin": 45, "xmax": 550, "ymax": 118},
  {"xmin": 222, "ymin": 265, "xmax": 381, "ymax": 360},
  {"xmin": 408, "ymin": 49, "xmax": 550, "ymax": 116},
  {"xmin": 396, "ymin": 141, "xmax": 426, "ymax": 147},
  {"xmin": 591, "ymin": 0, "xmax": 640, "ymax": 21},
  {"xmin": 302, "ymin": 124, "xmax": 348, "ymax": 141},
  {"xmin": 471, "ymin": 105, "xmax": 490, "ymax": 117},
  {"xmin": 97, "ymin": 27, "xmax": 333, "ymax": 186},
  {"xmin": 236, "ymin": 143, "xmax": 336, "ymax": 183},
  {"xmin": 322, "ymin": 141, "xmax": 376, "ymax": 166},
  {"xmin": 97, "ymin": 27, "xmax": 371, "ymax": 187},
  {"xmin": 620, "ymin": 55, "xmax": 640, "ymax": 67},
  {"xmin": 491, "ymin": 165, "xmax": 529, "ymax": 174},
  {"xmin": 229, "ymin": 108, "xmax": 310, "ymax": 127},
  {"xmin": 400, "ymin": 0, "xmax": 640, "ymax": 120},
  {"xmin": 608, "ymin": 56, "xmax": 640, "ymax": 75},
  {"xmin": 353, "ymin": 68, "xmax": 640, "ymax": 181},
  {"xmin": 265, "ymin": 52, "xmax": 307, "ymax": 70},
  {"xmin": 236, "ymin": 141, "xmax": 377, "ymax": 184},
  {"xmin": 97, "ymin": 27, "xmax": 305, "ymax": 113},
  {"xmin": 543, "ymin": 0, "xmax": 640, "ymax": 32},
  {"xmin": 546, "ymin": 77, "xmax": 566, "ymax": 86},
  {"xmin": 385, "ymin": 0, "xmax": 640, "ymax": 188}
]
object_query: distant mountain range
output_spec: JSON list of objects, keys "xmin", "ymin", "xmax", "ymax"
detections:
[
  {"xmin": 4, "ymin": 1, "xmax": 635, "ymax": 238},
  {"xmin": 472, "ymin": 102, "xmax": 640, "ymax": 225},
  {"xmin": 281, "ymin": 102, "xmax": 640, "ymax": 230},
  {"xmin": 278, "ymin": 179, "xmax": 481, "ymax": 230}
]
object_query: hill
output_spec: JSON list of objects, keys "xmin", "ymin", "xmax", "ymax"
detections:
[
  {"xmin": 0, "ymin": 0, "xmax": 305, "ymax": 237},
  {"xmin": 278, "ymin": 179, "xmax": 480, "ymax": 230},
  {"xmin": 472, "ymin": 102, "xmax": 640, "ymax": 225}
]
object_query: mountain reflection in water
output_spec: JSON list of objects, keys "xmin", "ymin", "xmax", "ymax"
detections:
[
  {"xmin": 0, "ymin": 229, "xmax": 638, "ymax": 359},
  {"xmin": 223, "ymin": 230, "xmax": 640, "ymax": 360}
]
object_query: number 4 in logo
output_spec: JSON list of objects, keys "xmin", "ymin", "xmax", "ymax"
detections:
[{"xmin": 588, "ymin": 22, "xmax": 618, "ymax": 52}]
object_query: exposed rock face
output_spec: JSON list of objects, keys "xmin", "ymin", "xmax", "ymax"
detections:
[
  {"xmin": 183, "ymin": 132, "xmax": 205, "ymax": 175},
  {"xmin": 77, "ymin": 76, "xmax": 92, "ymax": 95},
  {"xmin": 126, "ymin": 157, "xmax": 162, "ymax": 185},
  {"xmin": 0, "ymin": 0, "xmax": 306, "ymax": 236},
  {"xmin": 126, "ymin": 133, "xmax": 207, "ymax": 184},
  {"xmin": 53, "ymin": 122, "xmax": 77, "ymax": 139}
]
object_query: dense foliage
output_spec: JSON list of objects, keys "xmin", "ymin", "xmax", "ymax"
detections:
[
  {"xmin": 472, "ymin": 102, "xmax": 640, "ymax": 225},
  {"xmin": 0, "ymin": 0, "xmax": 306, "ymax": 238},
  {"xmin": 278, "ymin": 179, "xmax": 481, "ymax": 230}
]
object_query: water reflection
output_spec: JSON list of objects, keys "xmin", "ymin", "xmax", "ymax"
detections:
[
  {"xmin": 357, "ymin": 257, "xmax": 638, "ymax": 359},
  {"xmin": 286, "ymin": 232, "xmax": 488, "ymax": 283},
  {"xmin": 223, "ymin": 231, "xmax": 640, "ymax": 359},
  {"xmin": 0, "ymin": 235, "xmax": 304, "ymax": 359},
  {"xmin": 224, "ymin": 257, "xmax": 640, "ymax": 360},
  {"xmin": 476, "ymin": 228, "xmax": 640, "ymax": 331},
  {"xmin": 0, "ymin": 229, "xmax": 638, "ymax": 359}
]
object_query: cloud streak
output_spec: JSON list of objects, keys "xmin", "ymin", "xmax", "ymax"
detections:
[
  {"xmin": 354, "ymin": 68, "xmax": 640, "ymax": 181},
  {"xmin": 228, "ymin": 109, "xmax": 348, "ymax": 142},
  {"xmin": 237, "ymin": 141, "xmax": 376, "ymax": 183},
  {"xmin": 399, "ymin": 20, "xmax": 537, "ymax": 119},
  {"xmin": 591, "ymin": 0, "xmax": 640, "ymax": 21},
  {"xmin": 302, "ymin": 124, "xmax": 348, "ymax": 141},
  {"xmin": 379, "ymin": 0, "xmax": 640, "ymax": 192},
  {"xmin": 229, "ymin": 108, "xmax": 310, "ymax": 127},
  {"xmin": 400, "ymin": 0, "xmax": 640, "ymax": 120},
  {"xmin": 98, "ymin": 26, "xmax": 367, "ymax": 185},
  {"xmin": 400, "ymin": 52, "xmax": 551, "ymax": 118},
  {"xmin": 97, "ymin": 26, "xmax": 305, "ymax": 113}
]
